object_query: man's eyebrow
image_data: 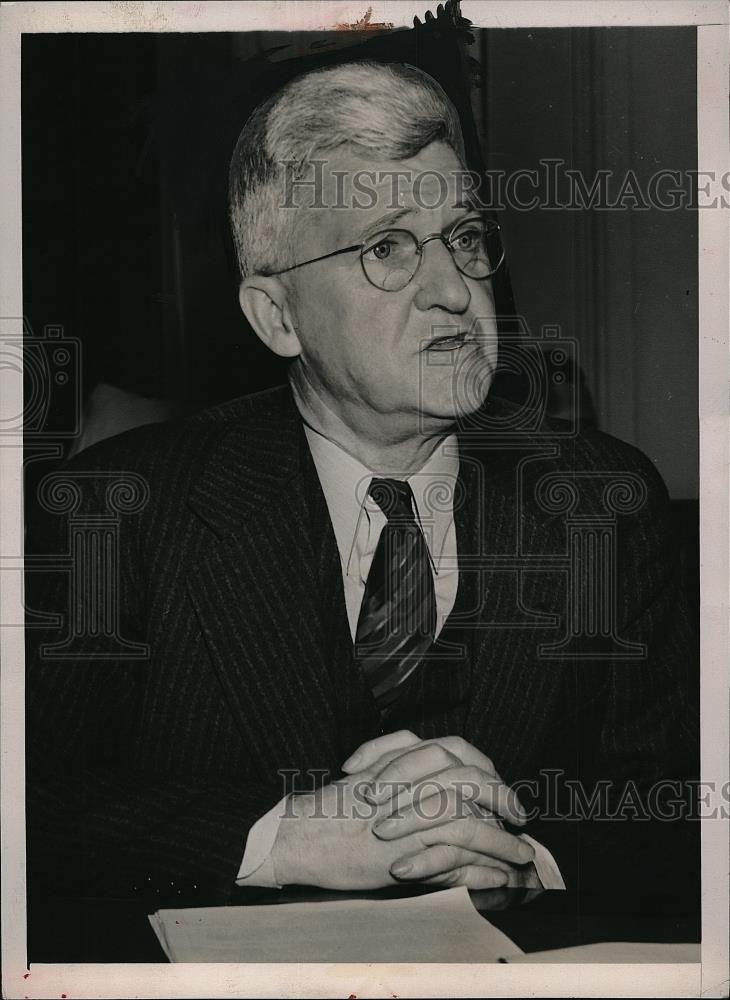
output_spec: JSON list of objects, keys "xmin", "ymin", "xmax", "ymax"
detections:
[
  {"xmin": 356, "ymin": 201, "xmax": 482, "ymax": 245},
  {"xmin": 357, "ymin": 207, "xmax": 414, "ymax": 243}
]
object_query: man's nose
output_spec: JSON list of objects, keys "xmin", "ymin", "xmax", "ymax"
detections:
[{"xmin": 412, "ymin": 238, "xmax": 471, "ymax": 314}]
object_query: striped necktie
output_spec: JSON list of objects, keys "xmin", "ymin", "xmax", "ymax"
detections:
[{"xmin": 354, "ymin": 477, "xmax": 437, "ymax": 712}]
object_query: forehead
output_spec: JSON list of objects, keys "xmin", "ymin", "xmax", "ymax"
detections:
[{"xmin": 295, "ymin": 141, "xmax": 471, "ymax": 250}]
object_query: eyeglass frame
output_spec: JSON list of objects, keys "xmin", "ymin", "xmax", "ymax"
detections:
[{"xmin": 263, "ymin": 212, "xmax": 505, "ymax": 292}]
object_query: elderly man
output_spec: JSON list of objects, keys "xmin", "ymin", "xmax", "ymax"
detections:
[{"xmin": 27, "ymin": 62, "xmax": 698, "ymax": 920}]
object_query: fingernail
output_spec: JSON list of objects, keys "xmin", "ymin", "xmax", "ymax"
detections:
[
  {"xmin": 344, "ymin": 752, "xmax": 362, "ymax": 771},
  {"xmin": 391, "ymin": 861, "xmax": 413, "ymax": 877},
  {"xmin": 373, "ymin": 818, "xmax": 396, "ymax": 838},
  {"xmin": 362, "ymin": 782, "xmax": 377, "ymax": 803},
  {"xmin": 518, "ymin": 840, "xmax": 535, "ymax": 863},
  {"xmin": 495, "ymin": 872, "xmax": 509, "ymax": 886}
]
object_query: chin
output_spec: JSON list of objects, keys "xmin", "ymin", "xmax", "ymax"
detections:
[
  {"xmin": 414, "ymin": 396, "xmax": 486, "ymax": 434},
  {"xmin": 417, "ymin": 365, "xmax": 494, "ymax": 425}
]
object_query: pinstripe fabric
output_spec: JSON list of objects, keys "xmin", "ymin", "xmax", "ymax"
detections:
[{"xmin": 25, "ymin": 385, "xmax": 699, "ymax": 910}]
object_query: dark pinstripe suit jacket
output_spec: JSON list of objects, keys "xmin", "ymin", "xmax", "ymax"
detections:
[{"xmin": 26, "ymin": 386, "xmax": 699, "ymax": 911}]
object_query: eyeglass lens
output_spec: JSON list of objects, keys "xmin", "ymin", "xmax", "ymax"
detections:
[{"xmin": 361, "ymin": 217, "xmax": 502, "ymax": 292}]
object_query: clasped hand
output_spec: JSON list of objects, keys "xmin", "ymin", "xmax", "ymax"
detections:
[{"xmin": 271, "ymin": 730, "xmax": 538, "ymax": 892}]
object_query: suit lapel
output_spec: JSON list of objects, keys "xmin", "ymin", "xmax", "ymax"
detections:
[
  {"xmin": 301, "ymin": 446, "xmax": 383, "ymax": 756},
  {"xmin": 395, "ymin": 445, "xmax": 479, "ymax": 735},
  {"xmin": 185, "ymin": 389, "xmax": 340, "ymax": 776},
  {"xmin": 458, "ymin": 403, "xmax": 569, "ymax": 783}
]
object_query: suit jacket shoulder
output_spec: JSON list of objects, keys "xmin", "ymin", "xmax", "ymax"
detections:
[
  {"xmin": 54, "ymin": 383, "xmax": 296, "ymax": 481},
  {"xmin": 29, "ymin": 385, "xmax": 301, "ymax": 541},
  {"xmin": 463, "ymin": 394, "xmax": 671, "ymax": 523}
]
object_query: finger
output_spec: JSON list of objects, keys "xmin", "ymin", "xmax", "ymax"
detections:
[
  {"xmin": 372, "ymin": 765, "xmax": 526, "ymax": 827},
  {"xmin": 373, "ymin": 786, "xmax": 504, "ymax": 840},
  {"xmin": 423, "ymin": 866, "xmax": 515, "ymax": 891},
  {"xmin": 366, "ymin": 743, "xmax": 462, "ymax": 802},
  {"xmin": 441, "ymin": 765, "xmax": 526, "ymax": 825},
  {"xmin": 390, "ymin": 844, "xmax": 510, "ymax": 884},
  {"xmin": 419, "ymin": 738, "xmax": 529, "ymax": 820},
  {"xmin": 418, "ymin": 736, "xmax": 500, "ymax": 780},
  {"xmin": 371, "ymin": 736, "xmax": 531, "ymax": 821},
  {"xmin": 420, "ymin": 816, "xmax": 535, "ymax": 866},
  {"xmin": 365, "ymin": 735, "xmax": 501, "ymax": 781},
  {"xmin": 355, "ymin": 744, "xmax": 430, "ymax": 783},
  {"xmin": 345, "ymin": 733, "xmax": 531, "ymax": 819},
  {"xmin": 341, "ymin": 730, "xmax": 420, "ymax": 773}
]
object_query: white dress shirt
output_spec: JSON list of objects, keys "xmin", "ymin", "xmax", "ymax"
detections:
[
  {"xmin": 235, "ymin": 425, "xmax": 565, "ymax": 892},
  {"xmin": 305, "ymin": 423, "xmax": 461, "ymax": 639}
]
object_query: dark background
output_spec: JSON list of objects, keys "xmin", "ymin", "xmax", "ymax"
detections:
[
  {"xmin": 21, "ymin": 27, "xmax": 698, "ymax": 606},
  {"xmin": 21, "ymin": 27, "xmax": 698, "ymax": 490}
]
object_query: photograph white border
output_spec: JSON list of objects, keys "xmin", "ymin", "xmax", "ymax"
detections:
[{"xmin": 1, "ymin": 2, "xmax": 727, "ymax": 997}]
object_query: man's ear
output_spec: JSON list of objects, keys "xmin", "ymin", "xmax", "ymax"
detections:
[{"xmin": 238, "ymin": 275, "xmax": 302, "ymax": 359}]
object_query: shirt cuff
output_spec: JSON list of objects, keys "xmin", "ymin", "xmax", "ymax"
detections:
[
  {"xmin": 520, "ymin": 833, "xmax": 566, "ymax": 890},
  {"xmin": 235, "ymin": 795, "xmax": 288, "ymax": 888}
]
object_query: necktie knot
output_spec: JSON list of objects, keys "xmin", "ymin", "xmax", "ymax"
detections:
[{"xmin": 368, "ymin": 478, "xmax": 416, "ymax": 522}]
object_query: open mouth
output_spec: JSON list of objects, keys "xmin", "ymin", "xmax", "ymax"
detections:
[{"xmin": 424, "ymin": 332, "xmax": 475, "ymax": 352}]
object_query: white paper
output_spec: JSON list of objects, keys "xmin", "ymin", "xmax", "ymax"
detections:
[
  {"xmin": 149, "ymin": 886, "xmax": 523, "ymax": 963},
  {"xmin": 506, "ymin": 942, "xmax": 701, "ymax": 964}
]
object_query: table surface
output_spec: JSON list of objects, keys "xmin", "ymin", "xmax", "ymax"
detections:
[{"xmin": 27, "ymin": 884, "xmax": 701, "ymax": 964}]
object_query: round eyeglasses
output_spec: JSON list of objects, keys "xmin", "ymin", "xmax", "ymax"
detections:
[{"xmin": 265, "ymin": 214, "xmax": 505, "ymax": 293}]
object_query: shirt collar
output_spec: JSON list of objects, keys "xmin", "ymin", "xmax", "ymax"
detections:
[{"xmin": 303, "ymin": 423, "xmax": 460, "ymax": 572}]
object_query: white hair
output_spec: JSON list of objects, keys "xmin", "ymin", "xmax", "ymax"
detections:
[{"xmin": 228, "ymin": 60, "xmax": 465, "ymax": 279}]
